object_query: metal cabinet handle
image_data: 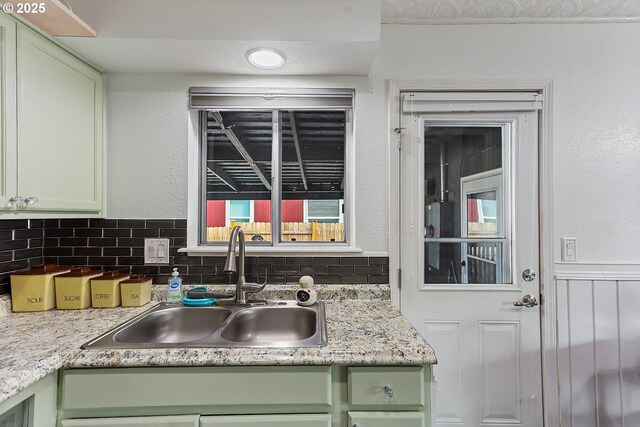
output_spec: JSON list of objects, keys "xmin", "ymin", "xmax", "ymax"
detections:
[
  {"xmin": 383, "ymin": 385, "xmax": 394, "ymax": 399},
  {"xmin": 21, "ymin": 196, "xmax": 39, "ymax": 207},
  {"xmin": 6, "ymin": 196, "xmax": 38, "ymax": 209},
  {"xmin": 6, "ymin": 197, "xmax": 21, "ymax": 208},
  {"xmin": 513, "ymin": 294, "xmax": 539, "ymax": 308}
]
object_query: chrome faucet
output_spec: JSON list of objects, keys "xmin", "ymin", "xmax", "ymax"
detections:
[{"xmin": 223, "ymin": 226, "xmax": 266, "ymax": 304}]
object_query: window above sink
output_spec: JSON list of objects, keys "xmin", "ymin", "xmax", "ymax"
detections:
[{"xmin": 183, "ymin": 88, "xmax": 360, "ymax": 256}]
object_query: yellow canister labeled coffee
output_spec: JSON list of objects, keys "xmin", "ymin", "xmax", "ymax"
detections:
[
  {"xmin": 90, "ymin": 271, "xmax": 130, "ymax": 308},
  {"xmin": 120, "ymin": 275, "xmax": 152, "ymax": 307},
  {"xmin": 10, "ymin": 265, "xmax": 72, "ymax": 312},
  {"xmin": 55, "ymin": 268, "xmax": 104, "ymax": 310}
]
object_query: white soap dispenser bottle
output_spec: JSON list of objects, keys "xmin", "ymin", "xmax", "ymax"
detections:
[{"xmin": 167, "ymin": 268, "xmax": 183, "ymax": 304}]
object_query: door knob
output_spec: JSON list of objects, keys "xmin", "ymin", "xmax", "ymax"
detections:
[
  {"xmin": 522, "ymin": 269, "xmax": 536, "ymax": 282},
  {"xmin": 513, "ymin": 294, "xmax": 539, "ymax": 308}
]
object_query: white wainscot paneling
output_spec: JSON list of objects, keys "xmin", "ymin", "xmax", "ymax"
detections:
[
  {"xmin": 556, "ymin": 277, "xmax": 640, "ymax": 426},
  {"xmin": 423, "ymin": 321, "xmax": 464, "ymax": 425}
]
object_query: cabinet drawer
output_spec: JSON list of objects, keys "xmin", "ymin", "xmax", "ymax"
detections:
[
  {"xmin": 348, "ymin": 367, "xmax": 424, "ymax": 407},
  {"xmin": 348, "ymin": 412, "xmax": 424, "ymax": 427},
  {"xmin": 61, "ymin": 367, "xmax": 331, "ymax": 415},
  {"xmin": 200, "ymin": 414, "xmax": 331, "ymax": 427},
  {"xmin": 60, "ymin": 415, "xmax": 199, "ymax": 427}
]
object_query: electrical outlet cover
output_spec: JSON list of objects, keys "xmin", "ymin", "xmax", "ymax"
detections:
[{"xmin": 561, "ymin": 237, "xmax": 577, "ymax": 262}]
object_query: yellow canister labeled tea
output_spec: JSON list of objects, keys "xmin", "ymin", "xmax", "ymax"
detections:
[
  {"xmin": 90, "ymin": 271, "xmax": 130, "ymax": 308},
  {"xmin": 10, "ymin": 265, "xmax": 71, "ymax": 312},
  {"xmin": 55, "ymin": 268, "xmax": 104, "ymax": 310},
  {"xmin": 120, "ymin": 275, "xmax": 152, "ymax": 307}
]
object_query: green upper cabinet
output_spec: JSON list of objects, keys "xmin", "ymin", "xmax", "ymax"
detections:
[
  {"xmin": 0, "ymin": 12, "xmax": 17, "ymax": 210},
  {"xmin": 0, "ymin": 17, "xmax": 104, "ymax": 218}
]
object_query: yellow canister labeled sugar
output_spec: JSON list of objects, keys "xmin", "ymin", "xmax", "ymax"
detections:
[
  {"xmin": 55, "ymin": 268, "xmax": 104, "ymax": 310},
  {"xmin": 90, "ymin": 271, "xmax": 130, "ymax": 308},
  {"xmin": 10, "ymin": 265, "xmax": 71, "ymax": 312},
  {"xmin": 120, "ymin": 275, "xmax": 152, "ymax": 307}
]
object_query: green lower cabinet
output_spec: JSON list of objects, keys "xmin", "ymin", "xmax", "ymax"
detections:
[
  {"xmin": 348, "ymin": 412, "xmax": 424, "ymax": 427},
  {"xmin": 200, "ymin": 414, "xmax": 331, "ymax": 427},
  {"xmin": 348, "ymin": 367, "xmax": 425, "ymax": 407},
  {"xmin": 57, "ymin": 365, "xmax": 431, "ymax": 427},
  {"xmin": 0, "ymin": 373, "xmax": 57, "ymax": 427},
  {"xmin": 59, "ymin": 415, "xmax": 199, "ymax": 427},
  {"xmin": 0, "ymin": 401, "xmax": 24, "ymax": 427}
]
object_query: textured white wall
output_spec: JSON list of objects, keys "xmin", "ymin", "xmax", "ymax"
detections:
[
  {"xmin": 107, "ymin": 23, "xmax": 640, "ymax": 260},
  {"xmin": 369, "ymin": 23, "xmax": 640, "ymax": 264},
  {"xmin": 106, "ymin": 74, "xmax": 387, "ymax": 253}
]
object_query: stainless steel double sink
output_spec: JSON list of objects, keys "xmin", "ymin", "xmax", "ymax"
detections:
[{"xmin": 82, "ymin": 301, "xmax": 327, "ymax": 349}]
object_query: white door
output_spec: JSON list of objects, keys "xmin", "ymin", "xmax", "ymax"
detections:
[{"xmin": 399, "ymin": 97, "xmax": 543, "ymax": 426}]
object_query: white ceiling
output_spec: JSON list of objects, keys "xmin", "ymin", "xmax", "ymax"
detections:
[
  {"xmin": 58, "ymin": 0, "xmax": 380, "ymax": 75},
  {"xmin": 56, "ymin": 0, "xmax": 638, "ymax": 75},
  {"xmin": 381, "ymin": 0, "xmax": 640, "ymax": 21}
]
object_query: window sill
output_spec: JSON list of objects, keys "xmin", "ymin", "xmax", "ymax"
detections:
[{"xmin": 179, "ymin": 246, "xmax": 364, "ymax": 257}]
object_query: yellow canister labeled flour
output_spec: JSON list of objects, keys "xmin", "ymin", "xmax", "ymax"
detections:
[
  {"xmin": 90, "ymin": 271, "xmax": 130, "ymax": 308},
  {"xmin": 10, "ymin": 265, "xmax": 71, "ymax": 312},
  {"xmin": 55, "ymin": 268, "xmax": 104, "ymax": 310},
  {"xmin": 120, "ymin": 275, "xmax": 152, "ymax": 307}
]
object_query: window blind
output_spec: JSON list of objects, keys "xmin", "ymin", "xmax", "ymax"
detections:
[
  {"xmin": 401, "ymin": 91, "xmax": 543, "ymax": 113},
  {"xmin": 190, "ymin": 88, "xmax": 354, "ymax": 110}
]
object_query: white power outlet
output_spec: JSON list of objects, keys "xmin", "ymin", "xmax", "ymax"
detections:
[
  {"xmin": 144, "ymin": 238, "xmax": 170, "ymax": 264},
  {"xmin": 561, "ymin": 237, "xmax": 577, "ymax": 262}
]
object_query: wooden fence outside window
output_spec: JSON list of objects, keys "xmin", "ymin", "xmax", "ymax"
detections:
[{"xmin": 206, "ymin": 221, "xmax": 344, "ymax": 242}]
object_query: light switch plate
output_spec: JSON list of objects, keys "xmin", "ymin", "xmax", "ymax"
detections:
[
  {"xmin": 144, "ymin": 238, "xmax": 170, "ymax": 264},
  {"xmin": 561, "ymin": 237, "xmax": 577, "ymax": 262}
]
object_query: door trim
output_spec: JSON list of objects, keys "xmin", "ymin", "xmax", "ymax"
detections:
[{"xmin": 388, "ymin": 79, "xmax": 556, "ymax": 426}]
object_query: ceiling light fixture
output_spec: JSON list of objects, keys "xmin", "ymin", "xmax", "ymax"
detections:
[{"xmin": 246, "ymin": 48, "xmax": 286, "ymax": 69}]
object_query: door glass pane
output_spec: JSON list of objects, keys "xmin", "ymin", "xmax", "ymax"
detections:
[
  {"xmin": 280, "ymin": 110, "xmax": 346, "ymax": 242},
  {"xmin": 424, "ymin": 125, "xmax": 509, "ymax": 284},
  {"xmin": 203, "ymin": 111, "xmax": 272, "ymax": 242},
  {"xmin": 424, "ymin": 127, "xmax": 502, "ymax": 238},
  {"xmin": 425, "ymin": 242, "xmax": 503, "ymax": 284}
]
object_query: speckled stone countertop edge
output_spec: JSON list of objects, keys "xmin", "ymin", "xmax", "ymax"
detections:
[
  {"xmin": 0, "ymin": 295, "xmax": 11, "ymax": 317},
  {"xmin": 152, "ymin": 283, "xmax": 391, "ymax": 302},
  {"xmin": 0, "ymin": 286, "xmax": 437, "ymax": 406},
  {"xmin": 0, "ymin": 284, "xmax": 390, "ymax": 318}
]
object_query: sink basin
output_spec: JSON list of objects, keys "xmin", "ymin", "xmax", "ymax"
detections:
[
  {"xmin": 220, "ymin": 306, "xmax": 317, "ymax": 344},
  {"xmin": 113, "ymin": 306, "xmax": 231, "ymax": 344},
  {"xmin": 82, "ymin": 301, "xmax": 327, "ymax": 349}
]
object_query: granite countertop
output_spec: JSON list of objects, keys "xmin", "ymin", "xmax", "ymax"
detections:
[{"xmin": 0, "ymin": 285, "xmax": 436, "ymax": 405}]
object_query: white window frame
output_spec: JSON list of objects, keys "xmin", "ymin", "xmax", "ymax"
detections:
[
  {"xmin": 460, "ymin": 169, "xmax": 504, "ymax": 284},
  {"xmin": 183, "ymin": 88, "xmax": 360, "ymax": 255},
  {"xmin": 225, "ymin": 200, "xmax": 254, "ymax": 226},
  {"xmin": 303, "ymin": 199, "xmax": 344, "ymax": 223}
]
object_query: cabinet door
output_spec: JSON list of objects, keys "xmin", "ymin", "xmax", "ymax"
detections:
[
  {"xmin": 16, "ymin": 24, "xmax": 103, "ymax": 213},
  {"xmin": 0, "ymin": 401, "xmax": 24, "ymax": 427},
  {"xmin": 348, "ymin": 366, "xmax": 424, "ymax": 407},
  {"xmin": 200, "ymin": 414, "xmax": 331, "ymax": 427},
  {"xmin": 348, "ymin": 412, "xmax": 424, "ymax": 427},
  {"xmin": 0, "ymin": 12, "xmax": 16, "ymax": 211},
  {"xmin": 60, "ymin": 415, "xmax": 199, "ymax": 427}
]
